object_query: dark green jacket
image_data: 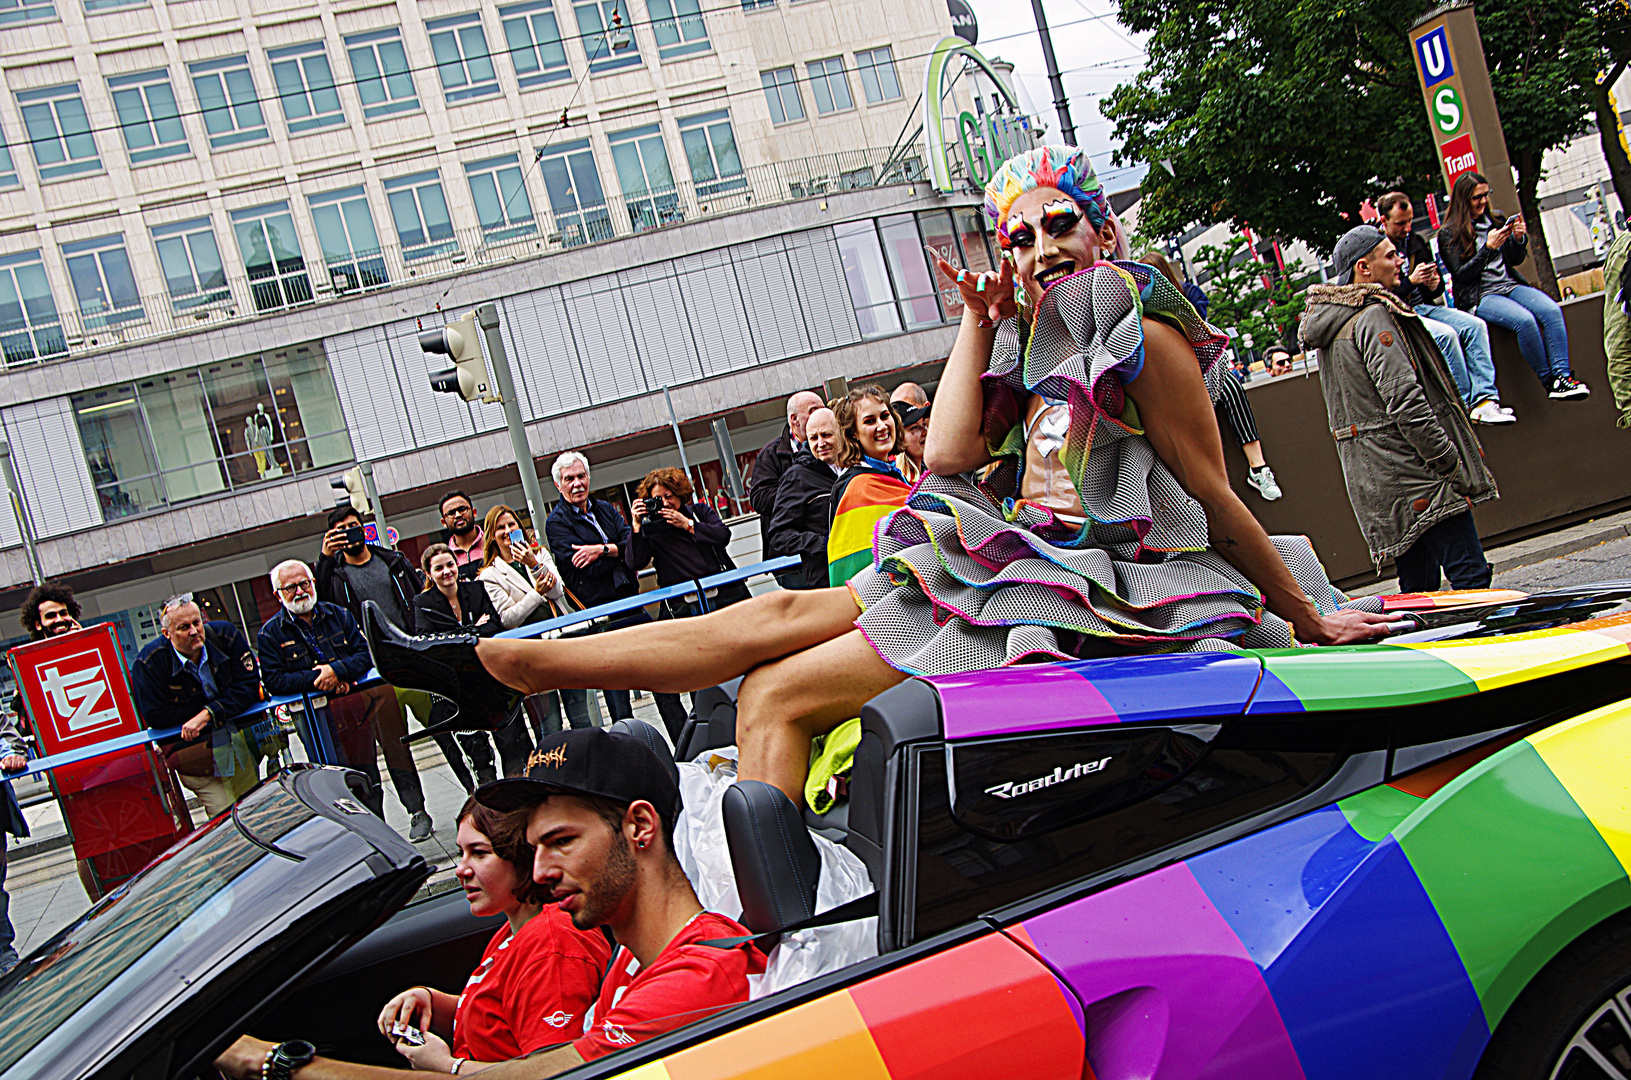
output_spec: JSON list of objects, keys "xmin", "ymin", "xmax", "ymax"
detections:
[{"xmin": 1301, "ymin": 283, "xmax": 1498, "ymax": 561}]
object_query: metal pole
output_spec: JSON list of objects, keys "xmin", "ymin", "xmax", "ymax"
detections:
[
  {"xmin": 0, "ymin": 440, "xmax": 44, "ymax": 586},
  {"xmin": 661, "ymin": 385, "xmax": 692, "ymax": 476},
  {"xmin": 358, "ymin": 460, "xmax": 391, "ymax": 547},
  {"xmin": 1028, "ymin": 0, "xmax": 1078, "ymax": 146},
  {"xmin": 710, "ymin": 418, "xmax": 744, "ymax": 502},
  {"xmin": 476, "ymin": 303, "xmax": 548, "ymax": 532}
]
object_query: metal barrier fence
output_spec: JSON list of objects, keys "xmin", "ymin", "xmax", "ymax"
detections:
[{"xmin": 10, "ymin": 555, "xmax": 801, "ymax": 781}]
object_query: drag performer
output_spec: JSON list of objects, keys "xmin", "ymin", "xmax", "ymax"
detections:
[{"xmin": 365, "ymin": 146, "xmax": 1393, "ymax": 804}]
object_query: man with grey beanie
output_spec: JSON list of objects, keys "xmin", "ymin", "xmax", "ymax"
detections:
[{"xmin": 1300, "ymin": 224, "xmax": 1498, "ymax": 592}]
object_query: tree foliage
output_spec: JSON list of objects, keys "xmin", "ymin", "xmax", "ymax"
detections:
[
  {"xmin": 1103, "ymin": 0, "xmax": 1441, "ymax": 250},
  {"xmin": 1193, "ymin": 236, "xmax": 1307, "ymax": 347},
  {"xmin": 1105, "ymin": 0, "xmax": 1598, "ymax": 288}
]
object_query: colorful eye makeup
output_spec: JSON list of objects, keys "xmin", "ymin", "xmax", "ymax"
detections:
[
  {"xmin": 1040, "ymin": 200, "xmax": 1082, "ymax": 237},
  {"xmin": 1003, "ymin": 213, "xmax": 1036, "ymax": 250}
]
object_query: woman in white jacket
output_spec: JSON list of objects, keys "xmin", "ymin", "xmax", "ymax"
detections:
[
  {"xmin": 476, "ymin": 505, "xmax": 592, "ymax": 736},
  {"xmin": 477, "ymin": 504, "xmax": 564, "ymax": 629}
]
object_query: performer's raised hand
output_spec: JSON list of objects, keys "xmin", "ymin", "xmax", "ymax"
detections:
[{"xmin": 929, "ymin": 248, "xmax": 1017, "ymax": 325}]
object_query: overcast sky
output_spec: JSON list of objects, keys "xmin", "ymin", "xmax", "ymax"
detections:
[{"xmin": 960, "ymin": 0, "xmax": 1151, "ymax": 194}]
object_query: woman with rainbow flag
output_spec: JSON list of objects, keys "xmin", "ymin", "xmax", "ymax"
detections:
[
  {"xmin": 826, "ymin": 385, "xmax": 911, "ymax": 587},
  {"xmin": 364, "ymin": 145, "xmax": 1396, "ymax": 807}
]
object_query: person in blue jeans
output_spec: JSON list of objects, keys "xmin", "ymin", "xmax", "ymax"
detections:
[
  {"xmin": 1438, "ymin": 172, "xmax": 1590, "ymax": 401},
  {"xmin": 1378, "ymin": 191, "xmax": 1512, "ymax": 424}
]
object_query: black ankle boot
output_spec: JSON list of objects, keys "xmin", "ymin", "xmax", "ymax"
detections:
[{"xmin": 361, "ymin": 601, "xmax": 523, "ymax": 732}]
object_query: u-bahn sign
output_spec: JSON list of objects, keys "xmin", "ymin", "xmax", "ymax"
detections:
[
  {"xmin": 923, "ymin": 37, "xmax": 1030, "ymax": 193},
  {"xmin": 1408, "ymin": 5, "xmax": 1532, "ymax": 278}
]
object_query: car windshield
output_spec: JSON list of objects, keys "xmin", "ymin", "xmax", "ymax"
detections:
[{"xmin": 0, "ymin": 787, "xmax": 316, "ymax": 1073}]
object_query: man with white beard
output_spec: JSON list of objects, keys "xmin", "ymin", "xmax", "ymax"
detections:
[{"xmin": 257, "ymin": 559, "xmax": 435, "ymax": 841}]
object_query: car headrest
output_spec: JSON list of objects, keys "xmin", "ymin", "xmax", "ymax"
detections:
[
  {"xmin": 607, "ymin": 719, "xmax": 680, "ymax": 792},
  {"xmin": 722, "ymin": 780, "xmax": 820, "ymax": 940},
  {"xmin": 678, "ymin": 678, "xmax": 741, "ymax": 761}
]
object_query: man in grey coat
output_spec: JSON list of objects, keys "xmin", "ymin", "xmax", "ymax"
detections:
[{"xmin": 1301, "ymin": 225, "xmax": 1498, "ymax": 592}]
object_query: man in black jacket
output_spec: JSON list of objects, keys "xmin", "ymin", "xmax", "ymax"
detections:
[
  {"xmin": 261, "ymin": 559, "xmax": 432, "ymax": 838},
  {"xmin": 316, "ymin": 507, "xmax": 422, "ymax": 632},
  {"xmin": 131, "ymin": 596, "xmax": 263, "ymax": 818},
  {"xmin": 749, "ymin": 390, "xmax": 823, "ymax": 588},
  {"xmin": 768, "ymin": 406, "xmax": 842, "ymax": 589},
  {"xmin": 546, "ymin": 451, "xmax": 640, "ymax": 721}
]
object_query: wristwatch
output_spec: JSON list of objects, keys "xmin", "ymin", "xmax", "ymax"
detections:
[{"xmin": 262, "ymin": 1040, "xmax": 317, "ymax": 1080}]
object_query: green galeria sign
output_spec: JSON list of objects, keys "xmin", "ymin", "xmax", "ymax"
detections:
[{"xmin": 922, "ymin": 36, "xmax": 1029, "ymax": 193}]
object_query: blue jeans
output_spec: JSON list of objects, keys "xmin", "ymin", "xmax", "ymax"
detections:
[
  {"xmin": 1416, "ymin": 304, "xmax": 1499, "ymax": 406},
  {"xmin": 1395, "ymin": 511, "xmax": 1493, "ymax": 593},
  {"xmin": 1476, "ymin": 286, "xmax": 1572, "ymax": 384},
  {"xmin": 0, "ymin": 833, "xmax": 15, "ymax": 974}
]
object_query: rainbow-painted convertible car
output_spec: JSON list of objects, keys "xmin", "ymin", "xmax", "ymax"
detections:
[{"xmin": 7, "ymin": 584, "xmax": 1631, "ymax": 1080}]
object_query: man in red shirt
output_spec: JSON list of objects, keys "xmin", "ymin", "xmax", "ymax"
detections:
[{"xmin": 215, "ymin": 728, "xmax": 763, "ymax": 1080}]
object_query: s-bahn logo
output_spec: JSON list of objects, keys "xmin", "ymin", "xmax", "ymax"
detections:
[
  {"xmin": 1415, "ymin": 26, "xmax": 1455, "ymax": 89},
  {"xmin": 38, "ymin": 651, "xmax": 122, "ymax": 736},
  {"xmin": 984, "ymin": 757, "xmax": 1111, "ymax": 800}
]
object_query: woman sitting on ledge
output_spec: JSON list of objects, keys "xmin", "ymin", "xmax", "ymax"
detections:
[{"xmin": 364, "ymin": 145, "xmax": 1394, "ymax": 806}]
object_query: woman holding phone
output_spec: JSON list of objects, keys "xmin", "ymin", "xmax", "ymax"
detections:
[
  {"xmin": 376, "ymin": 795, "xmax": 612, "ymax": 1073},
  {"xmin": 1439, "ymin": 171, "xmax": 1588, "ymax": 400},
  {"xmin": 478, "ymin": 506, "xmax": 592, "ymax": 740}
]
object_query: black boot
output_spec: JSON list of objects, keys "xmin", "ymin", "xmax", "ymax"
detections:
[{"xmin": 361, "ymin": 601, "xmax": 523, "ymax": 735}]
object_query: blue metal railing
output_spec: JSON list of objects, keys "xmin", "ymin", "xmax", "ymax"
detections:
[{"xmin": 10, "ymin": 556, "xmax": 801, "ymax": 781}]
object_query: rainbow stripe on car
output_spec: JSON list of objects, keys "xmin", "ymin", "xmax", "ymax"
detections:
[{"xmin": 608, "ymin": 610, "xmax": 1631, "ymax": 1079}]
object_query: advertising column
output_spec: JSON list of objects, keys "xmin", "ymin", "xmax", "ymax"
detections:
[
  {"xmin": 1410, "ymin": 4, "xmax": 1535, "ymax": 280},
  {"xmin": 8, "ymin": 624, "xmax": 193, "ymax": 899}
]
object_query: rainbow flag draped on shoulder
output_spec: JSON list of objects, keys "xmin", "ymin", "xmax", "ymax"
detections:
[{"xmin": 827, "ymin": 462, "xmax": 911, "ymax": 587}]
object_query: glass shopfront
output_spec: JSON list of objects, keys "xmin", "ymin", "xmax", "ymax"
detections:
[{"xmin": 70, "ymin": 341, "xmax": 351, "ymax": 521}]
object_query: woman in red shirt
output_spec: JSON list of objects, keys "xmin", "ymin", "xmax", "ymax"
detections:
[{"xmin": 377, "ymin": 796, "xmax": 611, "ymax": 1073}]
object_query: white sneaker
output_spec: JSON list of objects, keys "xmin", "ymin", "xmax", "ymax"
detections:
[
  {"xmin": 1470, "ymin": 400, "xmax": 1516, "ymax": 424},
  {"xmin": 1247, "ymin": 465, "xmax": 1282, "ymax": 500}
]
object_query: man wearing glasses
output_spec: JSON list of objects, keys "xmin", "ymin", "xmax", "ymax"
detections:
[
  {"xmin": 258, "ymin": 560, "xmax": 435, "ymax": 841},
  {"xmin": 439, "ymin": 491, "xmax": 485, "ymax": 579},
  {"xmin": 131, "ymin": 595, "xmax": 263, "ymax": 818}
]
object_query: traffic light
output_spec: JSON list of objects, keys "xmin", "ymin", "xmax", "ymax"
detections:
[{"xmin": 421, "ymin": 311, "xmax": 498, "ymax": 403}]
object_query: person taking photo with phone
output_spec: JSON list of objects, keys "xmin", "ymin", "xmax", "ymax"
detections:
[{"xmin": 1438, "ymin": 172, "xmax": 1588, "ymax": 401}]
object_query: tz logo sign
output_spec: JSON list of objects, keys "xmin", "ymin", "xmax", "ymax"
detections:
[
  {"xmin": 39, "ymin": 651, "xmax": 121, "ymax": 734},
  {"xmin": 1415, "ymin": 26, "xmax": 1455, "ymax": 88}
]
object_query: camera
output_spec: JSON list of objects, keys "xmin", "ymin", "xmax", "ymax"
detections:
[
  {"xmin": 344, "ymin": 524, "xmax": 366, "ymax": 548},
  {"xmin": 642, "ymin": 497, "xmax": 664, "ymax": 519}
]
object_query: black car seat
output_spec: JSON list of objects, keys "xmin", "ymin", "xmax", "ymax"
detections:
[
  {"xmin": 607, "ymin": 719, "xmax": 680, "ymax": 792},
  {"xmin": 677, "ymin": 679, "xmax": 741, "ymax": 761},
  {"xmin": 722, "ymin": 780, "xmax": 820, "ymax": 943}
]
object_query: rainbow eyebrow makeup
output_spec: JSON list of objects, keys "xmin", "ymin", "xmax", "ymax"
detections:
[
  {"xmin": 1003, "ymin": 213, "xmax": 1036, "ymax": 250},
  {"xmin": 1039, "ymin": 200, "xmax": 1082, "ymax": 237}
]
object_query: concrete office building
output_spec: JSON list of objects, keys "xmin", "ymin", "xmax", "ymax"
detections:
[{"xmin": 0, "ymin": 0, "xmax": 1008, "ymax": 680}]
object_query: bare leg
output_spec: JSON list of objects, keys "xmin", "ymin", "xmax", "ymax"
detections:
[
  {"xmin": 737, "ymin": 629, "xmax": 907, "ymax": 803},
  {"xmin": 477, "ymin": 587, "xmax": 862, "ymax": 697},
  {"xmin": 1242, "ymin": 440, "xmax": 1267, "ymax": 469}
]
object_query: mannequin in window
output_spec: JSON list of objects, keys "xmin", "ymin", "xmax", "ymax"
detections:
[{"xmin": 245, "ymin": 404, "xmax": 280, "ymax": 479}]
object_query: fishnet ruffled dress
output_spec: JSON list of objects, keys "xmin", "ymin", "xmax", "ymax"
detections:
[{"xmin": 848, "ymin": 261, "xmax": 1348, "ymax": 677}]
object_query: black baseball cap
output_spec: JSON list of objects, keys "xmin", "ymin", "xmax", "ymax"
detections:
[{"xmin": 475, "ymin": 727, "xmax": 682, "ymax": 824}]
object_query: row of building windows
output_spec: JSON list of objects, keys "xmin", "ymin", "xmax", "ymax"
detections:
[
  {"xmin": 0, "ymin": 110, "xmax": 759, "ymax": 362},
  {"xmin": 0, "ymin": 5, "xmax": 901, "ymax": 190},
  {"xmin": 71, "ymin": 344, "xmax": 350, "ymax": 519},
  {"xmin": 38, "ymin": 207, "xmax": 991, "ymax": 531}
]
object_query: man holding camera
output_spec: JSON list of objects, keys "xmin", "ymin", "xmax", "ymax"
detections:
[{"xmin": 313, "ymin": 506, "xmax": 430, "ymax": 836}]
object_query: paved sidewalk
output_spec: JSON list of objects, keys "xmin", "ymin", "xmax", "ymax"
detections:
[
  {"xmin": 6, "ymin": 692, "xmax": 674, "ymax": 958},
  {"xmin": 1350, "ymin": 507, "xmax": 1631, "ymax": 597}
]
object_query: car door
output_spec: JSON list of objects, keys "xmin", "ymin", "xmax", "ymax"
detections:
[
  {"xmin": 0, "ymin": 765, "xmax": 429, "ymax": 1080},
  {"xmin": 588, "ymin": 929, "xmax": 1089, "ymax": 1080}
]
